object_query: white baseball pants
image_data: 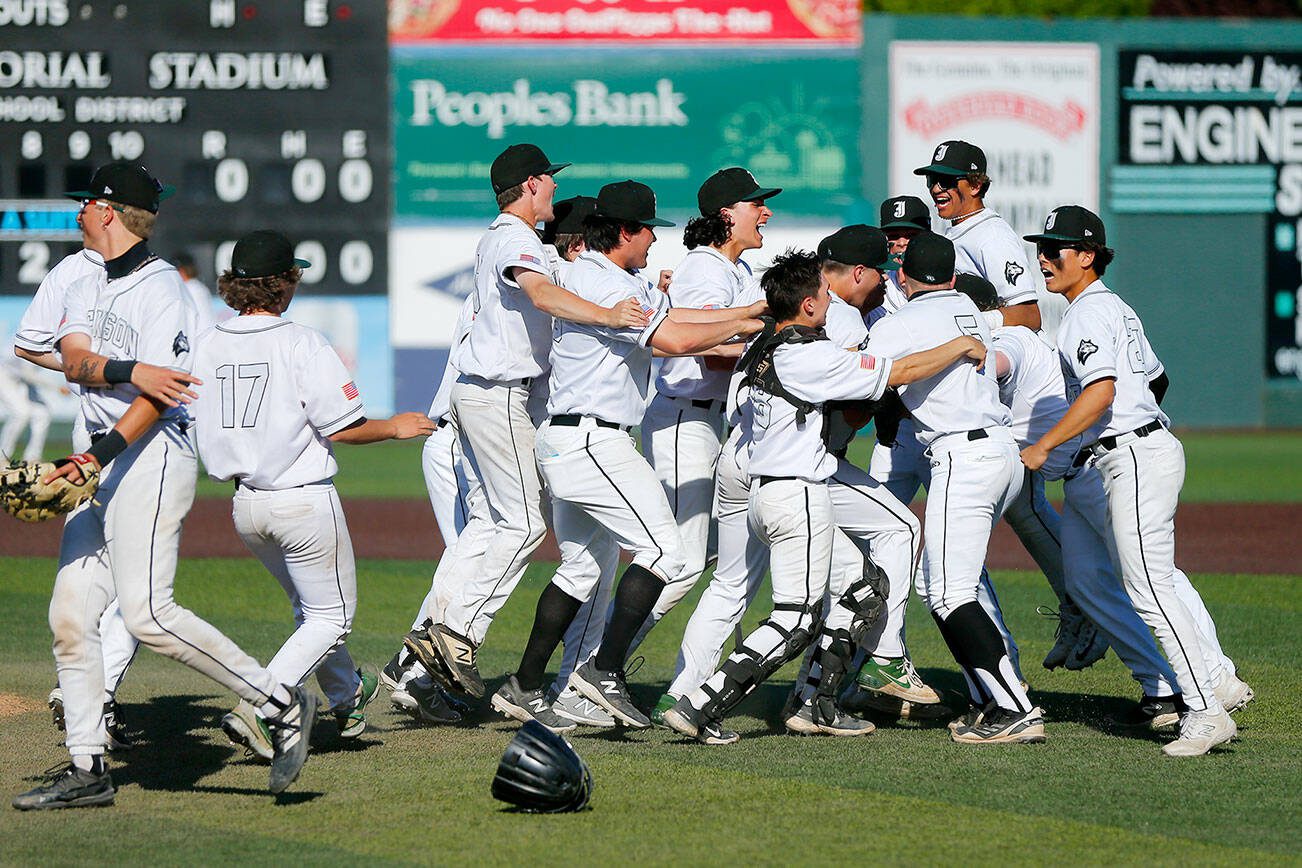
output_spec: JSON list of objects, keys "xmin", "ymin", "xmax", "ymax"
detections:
[
  {"xmin": 234, "ymin": 483, "xmax": 360, "ymax": 708},
  {"xmin": 0, "ymin": 367, "xmax": 51, "ymax": 462},
  {"xmin": 440, "ymin": 377, "xmax": 547, "ymax": 644},
  {"xmin": 1094, "ymin": 429, "xmax": 1223, "ymax": 713},
  {"xmin": 51, "ymin": 426, "xmax": 280, "ymax": 758},
  {"xmin": 421, "ymin": 422, "xmax": 475, "ymax": 546}
]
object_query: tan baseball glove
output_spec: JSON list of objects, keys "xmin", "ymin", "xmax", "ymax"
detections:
[{"xmin": 0, "ymin": 457, "xmax": 100, "ymax": 522}]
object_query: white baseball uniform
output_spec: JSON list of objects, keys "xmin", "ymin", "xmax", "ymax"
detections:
[
  {"xmin": 183, "ymin": 276, "xmax": 216, "ymax": 334},
  {"xmin": 1056, "ymin": 281, "xmax": 1225, "ymax": 714},
  {"xmin": 191, "ymin": 314, "xmax": 366, "ymax": 709},
  {"xmin": 946, "ymin": 209, "xmax": 1040, "ymax": 307},
  {"xmin": 52, "ymin": 249, "xmax": 284, "ymax": 761},
  {"xmin": 14, "ymin": 248, "xmax": 136, "ymax": 709},
  {"xmin": 866, "ymin": 288, "xmax": 1031, "ymax": 713},
  {"xmin": 436, "ymin": 212, "xmax": 554, "ymax": 646},
  {"xmin": 0, "ymin": 354, "xmax": 53, "ymax": 462}
]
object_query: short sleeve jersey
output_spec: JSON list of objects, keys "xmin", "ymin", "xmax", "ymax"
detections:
[
  {"xmin": 428, "ymin": 294, "xmax": 476, "ymax": 420},
  {"xmin": 55, "ymin": 258, "xmax": 196, "ymax": 433},
  {"xmin": 546, "ymin": 251, "xmax": 671, "ymax": 427},
  {"xmin": 183, "ymin": 277, "xmax": 216, "ymax": 333},
  {"xmin": 1055, "ymin": 280, "xmax": 1169, "ymax": 445},
  {"xmin": 864, "ymin": 288, "xmax": 1010, "ymax": 447},
  {"xmin": 992, "ymin": 325, "xmax": 1077, "ymax": 478},
  {"xmin": 655, "ymin": 246, "xmax": 753, "ymax": 402},
  {"xmin": 453, "ymin": 212, "xmax": 554, "ymax": 382},
  {"xmin": 14, "ymin": 249, "xmax": 104, "ymax": 354},
  {"xmin": 747, "ymin": 338, "xmax": 893, "ymax": 481},
  {"xmin": 946, "ymin": 210, "xmax": 1040, "ymax": 307},
  {"xmin": 191, "ymin": 316, "xmax": 365, "ymax": 489}
]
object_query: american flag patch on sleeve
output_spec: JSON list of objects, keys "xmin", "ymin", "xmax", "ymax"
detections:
[
  {"xmin": 342, "ymin": 381, "xmax": 359, "ymax": 400},
  {"xmin": 519, "ymin": 253, "xmax": 540, "ymax": 264},
  {"xmin": 858, "ymin": 354, "xmax": 877, "ymax": 370}
]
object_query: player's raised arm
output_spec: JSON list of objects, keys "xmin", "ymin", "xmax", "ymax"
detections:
[{"xmin": 329, "ymin": 412, "xmax": 437, "ymax": 444}]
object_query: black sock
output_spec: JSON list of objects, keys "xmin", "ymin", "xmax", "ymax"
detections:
[
  {"xmin": 594, "ymin": 564, "xmax": 664, "ymax": 671},
  {"xmin": 932, "ymin": 611, "xmax": 988, "ymax": 705},
  {"xmin": 944, "ymin": 601, "xmax": 1028, "ymax": 712},
  {"xmin": 516, "ymin": 582, "xmax": 583, "ymax": 691}
]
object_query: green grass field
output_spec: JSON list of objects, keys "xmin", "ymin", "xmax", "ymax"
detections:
[{"xmin": 1, "ymin": 558, "xmax": 1298, "ymax": 864}]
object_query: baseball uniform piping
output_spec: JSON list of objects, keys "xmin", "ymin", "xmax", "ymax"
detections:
[
  {"xmin": 1026, "ymin": 468, "xmax": 1061, "ymax": 546},
  {"xmin": 451, "ymin": 435, "xmax": 467, "ymax": 527},
  {"xmin": 671, "ymin": 409, "xmax": 683, "ymax": 517},
  {"xmin": 330, "ymin": 489, "xmax": 347, "ymax": 628},
  {"xmin": 830, "ymin": 473, "xmax": 919, "ymax": 575},
  {"xmin": 583, "ymin": 432, "xmax": 664, "ymax": 574}
]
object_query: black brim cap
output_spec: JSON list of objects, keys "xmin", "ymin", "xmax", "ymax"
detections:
[
  {"xmin": 229, "ymin": 230, "xmax": 312, "ymax": 278},
  {"xmin": 595, "ymin": 180, "xmax": 675, "ymax": 227},
  {"xmin": 543, "ymin": 195, "xmax": 598, "ymax": 242},
  {"xmin": 64, "ymin": 161, "xmax": 175, "ymax": 213},
  {"xmin": 913, "ymin": 140, "xmax": 986, "ymax": 177},
  {"xmin": 697, "ymin": 167, "xmax": 781, "ymax": 216},
  {"xmin": 818, "ymin": 224, "xmax": 896, "ymax": 270},
  {"xmin": 879, "ymin": 195, "xmax": 931, "ymax": 231},
  {"xmin": 900, "ymin": 231, "xmax": 955, "ymax": 284},
  {"xmin": 490, "ymin": 143, "xmax": 570, "ymax": 194},
  {"xmin": 1023, "ymin": 205, "xmax": 1106, "ymax": 245}
]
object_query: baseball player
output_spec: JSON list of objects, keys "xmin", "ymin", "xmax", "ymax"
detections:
[
  {"xmin": 954, "ymin": 273, "xmax": 1187, "ymax": 712},
  {"xmin": 640, "ymin": 168, "xmax": 780, "ymax": 644},
  {"xmin": 655, "ymin": 228, "xmax": 890, "ymax": 721},
  {"xmin": 190, "ymin": 230, "xmax": 436, "ymax": 759},
  {"xmin": 1020, "ymin": 206, "xmax": 1241, "ymax": 756},
  {"xmin": 173, "ymin": 251, "xmax": 217, "ymax": 333},
  {"xmin": 662, "ymin": 249, "xmax": 986, "ymax": 743},
  {"xmin": 404, "ymin": 144, "xmax": 648, "ymax": 699},
  {"xmin": 490, "ymin": 179, "xmax": 764, "ymax": 732},
  {"xmin": 0, "ymin": 352, "xmax": 54, "ymax": 462},
  {"xmin": 864, "ymin": 232, "xmax": 1044, "ymax": 744},
  {"xmin": 13, "ymin": 164, "xmax": 317, "ymax": 811}
]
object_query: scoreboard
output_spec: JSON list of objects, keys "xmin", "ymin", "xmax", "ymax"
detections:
[{"xmin": 0, "ymin": 0, "xmax": 388, "ymax": 296}]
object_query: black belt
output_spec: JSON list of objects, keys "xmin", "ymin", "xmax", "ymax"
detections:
[
  {"xmin": 1096, "ymin": 420, "xmax": 1163, "ymax": 451},
  {"xmin": 758, "ymin": 475, "xmax": 799, "ymax": 487},
  {"xmin": 434, "ymin": 416, "xmax": 447, "ymax": 427},
  {"xmin": 967, "ymin": 429, "xmax": 988, "ymax": 441},
  {"xmin": 690, "ymin": 398, "xmax": 720, "ymax": 409},
  {"xmin": 551, "ymin": 414, "xmax": 626, "ymax": 430}
]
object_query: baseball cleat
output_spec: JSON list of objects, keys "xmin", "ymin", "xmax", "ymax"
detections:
[
  {"xmin": 1213, "ymin": 674, "xmax": 1254, "ymax": 714},
  {"xmin": 409, "ymin": 624, "xmax": 484, "ymax": 699},
  {"xmin": 401, "ymin": 623, "xmax": 465, "ymax": 695},
  {"xmin": 222, "ymin": 699, "xmax": 274, "ymax": 762},
  {"xmin": 266, "ymin": 686, "xmax": 318, "ymax": 794},
  {"xmin": 551, "ymin": 685, "xmax": 616, "ymax": 728},
  {"xmin": 853, "ymin": 656, "xmax": 943, "ymax": 705},
  {"xmin": 491, "ymin": 676, "xmax": 576, "ymax": 734},
  {"xmin": 695, "ymin": 720, "xmax": 741, "ymax": 745},
  {"xmin": 1106, "ymin": 694, "xmax": 1182, "ymax": 730},
  {"xmin": 661, "ymin": 697, "xmax": 704, "ymax": 739},
  {"xmin": 394, "ymin": 674, "xmax": 463, "ymax": 725},
  {"xmin": 12, "ymin": 763, "xmax": 115, "ymax": 811},
  {"xmin": 48, "ymin": 686, "xmax": 64, "ymax": 731},
  {"xmin": 784, "ymin": 702, "xmax": 876, "ymax": 737},
  {"xmin": 103, "ymin": 701, "xmax": 134, "ymax": 752},
  {"xmin": 569, "ymin": 661, "xmax": 650, "ymax": 728},
  {"xmin": 334, "ymin": 667, "xmax": 380, "ymax": 739},
  {"xmin": 1038, "ymin": 602, "xmax": 1088, "ymax": 670},
  {"xmin": 1065, "ymin": 621, "xmax": 1109, "ymax": 671},
  {"xmin": 840, "ymin": 684, "xmax": 953, "ymax": 721},
  {"xmin": 951, "ymin": 705, "xmax": 1046, "ymax": 744},
  {"xmin": 380, "ymin": 651, "xmax": 409, "ymax": 692},
  {"xmin": 649, "ymin": 692, "xmax": 677, "ymax": 728},
  {"xmin": 1162, "ymin": 708, "xmax": 1236, "ymax": 757}
]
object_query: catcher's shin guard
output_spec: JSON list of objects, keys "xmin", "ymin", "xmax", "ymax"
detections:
[
  {"xmin": 806, "ymin": 561, "xmax": 889, "ymax": 722},
  {"xmin": 698, "ymin": 602, "xmax": 819, "ymax": 722}
]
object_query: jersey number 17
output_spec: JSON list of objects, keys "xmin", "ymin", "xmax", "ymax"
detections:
[{"xmin": 216, "ymin": 363, "xmax": 270, "ymax": 429}]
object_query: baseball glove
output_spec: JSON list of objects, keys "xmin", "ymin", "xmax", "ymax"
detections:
[{"xmin": 0, "ymin": 457, "xmax": 100, "ymax": 522}]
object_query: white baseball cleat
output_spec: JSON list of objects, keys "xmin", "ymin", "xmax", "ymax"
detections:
[
  {"xmin": 551, "ymin": 685, "xmax": 616, "ymax": 727},
  {"xmin": 1213, "ymin": 674, "xmax": 1254, "ymax": 714},
  {"xmin": 1162, "ymin": 707, "xmax": 1236, "ymax": 757}
]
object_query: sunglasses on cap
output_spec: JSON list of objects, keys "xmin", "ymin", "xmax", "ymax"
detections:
[
  {"xmin": 79, "ymin": 198, "xmax": 125, "ymax": 213},
  {"xmin": 1036, "ymin": 241, "xmax": 1083, "ymax": 261},
  {"xmin": 924, "ymin": 173, "xmax": 959, "ymax": 190}
]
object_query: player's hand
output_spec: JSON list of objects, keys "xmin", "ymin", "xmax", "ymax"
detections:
[
  {"xmin": 744, "ymin": 299, "xmax": 770, "ymax": 318},
  {"xmin": 657, "ymin": 270, "xmax": 673, "ymax": 294},
  {"xmin": 736, "ymin": 318, "xmax": 768, "ymax": 337},
  {"xmin": 958, "ymin": 336, "xmax": 987, "ymax": 365},
  {"xmin": 131, "ymin": 364, "xmax": 202, "ymax": 407},
  {"xmin": 606, "ymin": 297, "xmax": 650, "ymax": 329},
  {"xmin": 43, "ymin": 453, "xmax": 101, "ymax": 485},
  {"xmin": 1020, "ymin": 442, "xmax": 1049, "ymax": 472},
  {"xmin": 391, "ymin": 412, "xmax": 438, "ymax": 440}
]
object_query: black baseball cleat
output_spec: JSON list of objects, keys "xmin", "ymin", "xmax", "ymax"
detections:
[
  {"xmin": 104, "ymin": 701, "xmax": 134, "ymax": 752},
  {"xmin": 12, "ymin": 763, "xmax": 115, "ymax": 811},
  {"xmin": 394, "ymin": 673, "xmax": 463, "ymax": 725},
  {"xmin": 569, "ymin": 661, "xmax": 650, "ymax": 728},
  {"xmin": 379, "ymin": 651, "xmax": 408, "ymax": 692},
  {"xmin": 265, "ymin": 686, "xmax": 319, "ymax": 795},
  {"xmin": 1107, "ymin": 694, "xmax": 1182, "ymax": 730}
]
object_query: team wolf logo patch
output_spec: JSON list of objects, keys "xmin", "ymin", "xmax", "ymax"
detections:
[
  {"xmin": 1077, "ymin": 339, "xmax": 1099, "ymax": 364},
  {"xmin": 1005, "ymin": 261, "xmax": 1024, "ymax": 286},
  {"xmin": 172, "ymin": 331, "xmax": 189, "ymax": 356}
]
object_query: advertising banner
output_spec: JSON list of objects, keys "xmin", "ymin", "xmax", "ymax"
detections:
[
  {"xmin": 393, "ymin": 49, "xmax": 860, "ymax": 221},
  {"xmin": 390, "ymin": 0, "xmax": 859, "ymax": 45},
  {"xmin": 1116, "ymin": 49, "xmax": 1302, "ymax": 381}
]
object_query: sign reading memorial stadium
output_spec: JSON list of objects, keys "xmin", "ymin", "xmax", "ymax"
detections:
[
  {"xmin": 1116, "ymin": 49, "xmax": 1302, "ymax": 381},
  {"xmin": 0, "ymin": 3, "xmax": 389, "ymax": 297}
]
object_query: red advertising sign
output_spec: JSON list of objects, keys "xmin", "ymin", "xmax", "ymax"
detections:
[{"xmin": 389, "ymin": 0, "xmax": 860, "ymax": 45}]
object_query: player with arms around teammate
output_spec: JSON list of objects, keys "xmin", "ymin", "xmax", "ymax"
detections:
[
  {"xmin": 915, "ymin": 141, "xmax": 1041, "ymax": 330},
  {"xmin": 407, "ymin": 144, "xmax": 648, "ymax": 699},
  {"xmin": 1020, "ymin": 207, "xmax": 1239, "ymax": 757},
  {"xmin": 663, "ymin": 250, "xmax": 987, "ymax": 744},
  {"xmin": 190, "ymin": 231, "xmax": 436, "ymax": 759},
  {"xmin": 491, "ymin": 180, "xmax": 765, "ymax": 732},
  {"xmin": 13, "ymin": 166, "xmax": 316, "ymax": 811}
]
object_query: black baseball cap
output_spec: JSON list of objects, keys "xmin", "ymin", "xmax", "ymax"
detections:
[
  {"xmin": 818, "ymin": 225, "xmax": 897, "ymax": 270},
  {"xmin": 954, "ymin": 273, "xmax": 1000, "ymax": 312},
  {"xmin": 64, "ymin": 161, "xmax": 175, "ymax": 213},
  {"xmin": 879, "ymin": 195, "xmax": 931, "ymax": 231},
  {"xmin": 543, "ymin": 195, "xmax": 598, "ymax": 243},
  {"xmin": 490, "ymin": 143, "xmax": 570, "ymax": 194},
  {"xmin": 900, "ymin": 231, "xmax": 955, "ymax": 285},
  {"xmin": 913, "ymin": 140, "xmax": 986, "ymax": 177},
  {"xmin": 229, "ymin": 230, "xmax": 312, "ymax": 278},
  {"xmin": 697, "ymin": 167, "xmax": 782, "ymax": 216},
  {"xmin": 1023, "ymin": 205, "xmax": 1107, "ymax": 245},
  {"xmin": 594, "ymin": 180, "xmax": 674, "ymax": 228}
]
